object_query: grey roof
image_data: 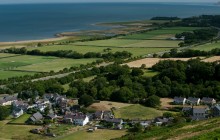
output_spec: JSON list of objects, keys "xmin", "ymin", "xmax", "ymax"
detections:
[
  {"xmin": 104, "ymin": 118, "xmax": 123, "ymax": 123},
  {"xmin": 202, "ymin": 97, "xmax": 215, "ymax": 102},
  {"xmin": 214, "ymin": 105, "xmax": 220, "ymax": 111},
  {"xmin": 64, "ymin": 113, "xmax": 87, "ymax": 120},
  {"xmin": 174, "ymin": 97, "xmax": 185, "ymax": 102},
  {"xmin": 31, "ymin": 112, "xmax": 43, "ymax": 121},
  {"xmin": 188, "ymin": 97, "xmax": 200, "ymax": 102},
  {"xmin": 193, "ymin": 108, "xmax": 206, "ymax": 114},
  {"xmin": 182, "ymin": 107, "xmax": 192, "ymax": 112},
  {"xmin": 0, "ymin": 95, "xmax": 17, "ymax": 104}
]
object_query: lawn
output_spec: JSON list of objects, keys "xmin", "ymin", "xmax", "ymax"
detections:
[
  {"xmin": 113, "ymin": 104, "xmax": 164, "ymax": 120},
  {"xmin": 192, "ymin": 42, "xmax": 220, "ymax": 51},
  {"xmin": 57, "ymin": 129, "xmax": 127, "ymax": 140},
  {"xmin": 88, "ymin": 101, "xmax": 132, "ymax": 111},
  {"xmin": 9, "ymin": 114, "xmax": 31, "ymax": 124},
  {"xmin": 0, "ymin": 70, "xmax": 36, "ymax": 79},
  {"xmin": 15, "ymin": 58, "xmax": 98, "ymax": 72}
]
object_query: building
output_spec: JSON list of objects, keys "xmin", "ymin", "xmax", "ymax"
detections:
[
  {"xmin": 191, "ymin": 108, "xmax": 207, "ymax": 120},
  {"xmin": 29, "ymin": 112, "xmax": 43, "ymax": 123},
  {"xmin": 212, "ymin": 104, "xmax": 220, "ymax": 117},
  {"xmin": 104, "ymin": 118, "xmax": 123, "ymax": 125},
  {"xmin": 12, "ymin": 108, "xmax": 24, "ymax": 118},
  {"xmin": 173, "ymin": 97, "xmax": 186, "ymax": 105},
  {"xmin": 64, "ymin": 113, "xmax": 89, "ymax": 126},
  {"xmin": 187, "ymin": 97, "xmax": 201, "ymax": 105},
  {"xmin": 0, "ymin": 95, "xmax": 17, "ymax": 106},
  {"xmin": 201, "ymin": 97, "xmax": 216, "ymax": 105}
]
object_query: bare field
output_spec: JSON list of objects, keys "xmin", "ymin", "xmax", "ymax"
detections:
[
  {"xmin": 125, "ymin": 58, "xmax": 197, "ymax": 68},
  {"xmin": 87, "ymin": 101, "xmax": 132, "ymax": 111},
  {"xmin": 202, "ymin": 56, "xmax": 220, "ymax": 63}
]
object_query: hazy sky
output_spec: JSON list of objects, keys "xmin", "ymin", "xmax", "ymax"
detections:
[{"xmin": 0, "ymin": 0, "xmax": 218, "ymax": 4}]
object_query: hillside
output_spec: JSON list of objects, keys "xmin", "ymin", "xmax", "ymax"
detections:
[{"xmin": 115, "ymin": 117, "xmax": 220, "ymax": 140}]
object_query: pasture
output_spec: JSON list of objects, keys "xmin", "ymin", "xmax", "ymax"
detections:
[
  {"xmin": 57, "ymin": 129, "xmax": 127, "ymax": 140},
  {"xmin": 88, "ymin": 101, "xmax": 132, "ymax": 111},
  {"xmin": 113, "ymin": 104, "xmax": 164, "ymax": 120},
  {"xmin": 15, "ymin": 58, "xmax": 98, "ymax": 72},
  {"xmin": 0, "ymin": 70, "xmax": 36, "ymax": 80},
  {"xmin": 192, "ymin": 42, "xmax": 220, "ymax": 51},
  {"xmin": 9, "ymin": 114, "xmax": 31, "ymax": 124},
  {"xmin": 28, "ymin": 44, "xmax": 170, "ymax": 57},
  {"xmin": 119, "ymin": 27, "xmax": 201, "ymax": 40}
]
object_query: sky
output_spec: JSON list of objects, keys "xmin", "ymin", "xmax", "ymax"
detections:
[{"xmin": 0, "ymin": 0, "xmax": 218, "ymax": 4}]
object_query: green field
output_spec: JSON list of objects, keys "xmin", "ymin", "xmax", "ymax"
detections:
[
  {"xmin": 119, "ymin": 27, "xmax": 201, "ymax": 40},
  {"xmin": 57, "ymin": 129, "xmax": 127, "ymax": 140},
  {"xmin": 15, "ymin": 58, "xmax": 98, "ymax": 72},
  {"xmin": 143, "ymin": 70, "xmax": 159, "ymax": 77},
  {"xmin": 28, "ymin": 44, "xmax": 171, "ymax": 57},
  {"xmin": 0, "ymin": 53, "xmax": 19, "ymax": 58},
  {"xmin": 73, "ymin": 39, "xmax": 180, "ymax": 48},
  {"xmin": 192, "ymin": 42, "xmax": 220, "ymax": 51},
  {"xmin": 9, "ymin": 114, "xmax": 31, "ymax": 124},
  {"xmin": 0, "ymin": 70, "xmax": 36, "ymax": 80},
  {"xmin": 113, "ymin": 104, "xmax": 164, "ymax": 120},
  {"xmin": 0, "ymin": 54, "xmax": 56, "ymax": 70},
  {"xmin": 116, "ymin": 117, "xmax": 220, "ymax": 140},
  {"xmin": 0, "ymin": 120, "xmax": 45, "ymax": 140}
]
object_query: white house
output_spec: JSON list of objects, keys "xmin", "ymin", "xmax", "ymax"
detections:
[
  {"xmin": 64, "ymin": 113, "xmax": 89, "ymax": 126},
  {"xmin": 0, "ymin": 95, "xmax": 17, "ymax": 106},
  {"xmin": 12, "ymin": 108, "xmax": 24, "ymax": 118},
  {"xmin": 173, "ymin": 97, "xmax": 186, "ymax": 105}
]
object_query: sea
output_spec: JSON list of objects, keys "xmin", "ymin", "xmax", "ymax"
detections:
[{"xmin": 0, "ymin": 2, "xmax": 220, "ymax": 42}]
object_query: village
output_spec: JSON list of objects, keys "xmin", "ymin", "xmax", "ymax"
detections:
[{"xmin": 1, "ymin": 93, "xmax": 220, "ymax": 138}]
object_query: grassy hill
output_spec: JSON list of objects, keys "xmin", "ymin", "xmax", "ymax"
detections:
[{"xmin": 115, "ymin": 117, "xmax": 220, "ymax": 140}]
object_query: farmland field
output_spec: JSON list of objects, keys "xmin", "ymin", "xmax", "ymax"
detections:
[
  {"xmin": 113, "ymin": 104, "xmax": 164, "ymax": 120},
  {"xmin": 0, "ymin": 70, "xmax": 36, "ymax": 79},
  {"xmin": 73, "ymin": 39, "xmax": 180, "ymax": 48},
  {"xmin": 88, "ymin": 101, "xmax": 132, "ymax": 111},
  {"xmin": 57, "ymin": 129, "xmax": 127, "ymax": 140},
  {"xmin": 9, "ymin": 114, "xmax": 31, "ymax": 124},
  {"xmin": 0, "ymin": 53, "xmax": 19, "ymax": 58},
  {"xmin": 119, "ymin": 27, "xmax": 201, "ymax": 40},
  {"xmin": 15, "ymin": 58, "xmax": 98, "ymax": 72},
  {"xmin": 28, "ymin": 44, "xmax": 170, "ymax": 57},
  {"xmin": 192, "ymin": 42, "xmax": 220, "ymax": 51}
]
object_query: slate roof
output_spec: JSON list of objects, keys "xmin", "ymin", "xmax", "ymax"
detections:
[
  {"xmin": 202, "ymin": 97, "xmax": 215, "ymax": 102},
  {"xmin": 193, "ymin": 108, "xmax": 206, "ymax": 114},
  {"xmin": 104, "ymin": 118, "xmax": 123, "ymax": 124},
  {"xmin": 174, "ymin": 97, "xmax": 185, "ymax": 102},
  {"xmin": 64, "ymin": 113, "xmax": 87, "ymax": 120},
  {"xmin": 30, "ymin": 112, "xmax": 43, "ymax": 122},
  {"xmin": 188, "ymin": 97, "xmax": 200, "ymax": 102}
]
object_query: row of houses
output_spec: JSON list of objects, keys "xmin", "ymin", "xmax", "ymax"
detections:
[{"xmin": 173, "ymin": 97, "xmax": 216, "ymax": 105}]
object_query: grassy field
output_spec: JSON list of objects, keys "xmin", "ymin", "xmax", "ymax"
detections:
[
  {"xmin": 88, "ymin": 101, "xmax": 132, "ymax": 111},
  {"xmin": 119, "ymin": 27, "xmax": 201, "ymax": 40},
  {"xmin": 0, "ymin": 120, "xmax": 45, "ymax": 140},
  {"xmin": 0, "ymin": 70, "xmax": 36, "ymax": 80},
  {"xmin": 57, "ymin": 129, "xmax": 127, "ymax": 140},
  {"xmin": 73, "ymin": 39, "xmax": 180, "ymax": 48},
  {"xmin": 113, "ymin": 104, "xmax": 164, "ymax": 120},
  {"xmin": 116, "ymin": 117, "xmax": 220, "ymax": 140},
  {"xmin": 28, "ymin": 45, "xmax": 170, "ymax": 57},
  {"xmin": 143, "ymin": 70, "xmax": 159, "ymax": 77},
  {"xmin": 192, "ymin": 42, "xmax": 220, "ymax": 51},
  {"xmin": 0, "ymin": 53, "xmax": 19, "ymax": 58},
  {"xmin": 15, "ymin": 58, "xmax": 98, "ymax": 72},
  {"xmin": 9, "ymin": 114, "xmax": 31, "ymax": 124}
]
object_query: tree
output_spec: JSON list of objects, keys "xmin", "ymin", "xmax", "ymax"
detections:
[
  {"xmin": 144, "ymin": 95, "xmax": 161, "ymax": 108},
  {"xmin": 0, "ymin": 106, "xmax": 10, "ymax": 120},
  {"xmin": 130, "ymin": 123, "xmax": 143, "ymax": 132},
  {"xmin": 78, "ymin": 94, "xmax": 94, "ymax": 107},
  {"xmin": 66, "ymin": 88, "xmax": 78, "ymax": 98},
  {"xmin": 131, "ymin": 68, "xmax": 144, "ymax": 77}
]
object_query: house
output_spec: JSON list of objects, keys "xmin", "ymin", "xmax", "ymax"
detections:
[
  {"xmin": 212, "ymin": 104, "xmax": 220, "ymax": 117},
  {"xmin": 36, "ymin": 99, "xmax": 50, "ymax": 105},
  {"xmin": 0, "ymin": 95, "xmax": 17, "ymax": 106},
  {"xmin": 29, "ymin": 112, "xmax": 43, "ymax": 123},
  {"xmin": 46, "ymin": 114, "xmax": 57, "ymax": 120},
  {"xmin": 131, "ymin": 120, "xmax": 152, "ymax": 128},
  {"xmin": 12, "ymin": 108, "xmax": 24, "ymax": 118},
  {"xmin": 154, "ymin": 117, "xmax": 170, "ymax": 126},
  {"xmin": 187, "ymin": 97, "xmax": 201, "ymax": 105},
  {"xmin": 201, "ymin": 97, "xmax": 216, "ymax": 105},
  {"xmin": 191, "ymin": 108, "xmax": 207, "ymax": 120},
  {"xmin": 173, "ymin": 97, "xmax": 186, "ymax": 105},
  {"xmin": 169, "ymin": 36, "xmax": 185, "ymax": 41},
  {"xmin": 12, "ymin": 100, "xmax": 30, "ymax": 112},
  {"xmin": 64, "ymin": 113, "xmax": 89, "ymax": 126},
  {"xmin": 94, "ymin": 111, "xmax": 104, "ymax": 120},
  {"xmin": 104, "ymin": 118, "xmax": 123, "ymax": 125}
]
